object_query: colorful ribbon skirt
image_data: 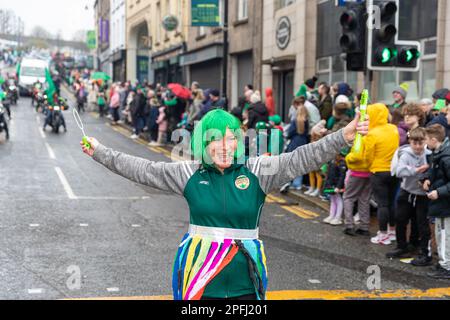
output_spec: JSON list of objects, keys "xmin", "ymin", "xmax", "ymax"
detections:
[{"xmin": 172, "ymin": 225, "xmax": 268, "ymax": 301}]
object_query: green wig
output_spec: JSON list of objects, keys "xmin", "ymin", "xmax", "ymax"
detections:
[{"xmin": 191, "ymin": 109, "xmax": 245, "ymax": 168}]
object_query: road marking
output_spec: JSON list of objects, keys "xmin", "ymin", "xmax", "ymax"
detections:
[
  {"xmin": 64, "ymin": 287, "xmax": 450, "ymax": 300},
  {"xmin": 80, "ymin": 224, "xmax": 89, "ymax": 227},
  {"xmin": 29, "ymin": 224, "xmax": 40, "ymax": 228},
  {"xmin": 281, "ymin": 205, "xmax": 315, "ymax": 219},
  {"xmin": 308, "ymin": 279, "xmax": 322, "ymax": 284},
  {"xmin": 267, "ymin": 194, "xmax": 319, "ymax": 220},
  {"xmin": 131, "ymin": 224, "xmax": 142, "ymax": 228},
  {"xmin": 39, "ymin": 128, "xmax": 46, "ymax": 139},
  {"xmin": 54, "ymin": 167, "xmax": 78, "ymax": 200},
  {"xmin": 45, "ymin": 143, "xmax": 56, "ymax": 159},
  {"xmin": 28, "ymin": 289, "xmax": 44, "ymax": 294},
  {"xmin": 107, "ymin": 288, "xmax": 120, "ymax": 293}
]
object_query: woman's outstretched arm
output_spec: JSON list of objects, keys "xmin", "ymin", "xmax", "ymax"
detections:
[
  {"xmin": 248, "ymin": 113, "xmax": 369, "ymax": 194},
  {"xmin": 82, "ymin": 138, "xmax": 199, "ymax": 196}
]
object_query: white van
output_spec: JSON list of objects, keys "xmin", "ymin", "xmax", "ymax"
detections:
[{"xmin": 18, "ymin": 58, "xmax": 49, "ymax": 96}]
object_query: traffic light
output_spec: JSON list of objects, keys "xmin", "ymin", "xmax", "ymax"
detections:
[
  {"xmin": 396, "ymin": 44, "xmax": 421, "ymax": 69},
  {"xmin": 368, "ymin": 0, "xmax": 421, "ymax": 71},
  {"xmin": 339, "ymin": 3, "xmax": 367, "ymax": 71},
  {"xmin": 368, "ymin": 0, "xmax": 398, "ymax": 69}
]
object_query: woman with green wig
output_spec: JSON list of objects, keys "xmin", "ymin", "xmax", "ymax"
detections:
[{"xmin": 80, "ymin": 109, "xmax": 369, "ymax": 300}]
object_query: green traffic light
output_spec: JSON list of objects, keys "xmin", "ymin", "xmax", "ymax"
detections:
[
  {"xmin": 381, "ymin": 48, "xmax": 392, "ymax": 63},
  {"xmin": 406, "ymin": 50, "xmax": 414, "ymax": 62}
]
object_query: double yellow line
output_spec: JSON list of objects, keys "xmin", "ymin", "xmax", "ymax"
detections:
[
  {"xmin": 66, "ymin": 287, "xmax": 450, "ymax": 300},
  {"xmin": 267, "ymin": 194, "xmax": 319, "ymax": 220}
]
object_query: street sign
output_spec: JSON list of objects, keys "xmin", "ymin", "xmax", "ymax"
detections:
[
  {"xmin": 191, "ymin": 0, "xmax": 221, "ymax": 27},
  {"xmin": 86, "ymin": 31, "xmax": 97, "ymax": 50},
  {"xmin": 336, "ymin": 0, "xmax": 365, "ymax": 7}
]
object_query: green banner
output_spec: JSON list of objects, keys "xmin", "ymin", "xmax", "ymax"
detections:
[
  {"xmin": 191, "ymin": 0, "xmax": 220, "ymax": 27},
  {"xmin": 87, "ymin": 30, "xmax": 97, "ymax": 50}
]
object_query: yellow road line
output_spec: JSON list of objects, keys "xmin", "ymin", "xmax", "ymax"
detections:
[
  {"xmin": 65, "ymin": 287, "xmax": 450, "ymax": 300},
  {"xmin": 280, "ymin": 205, "xmax": 315, "ymax": 220},
  {"xmin": 267, "ymin": 195, "xmax": 319, "ymax": 219}
]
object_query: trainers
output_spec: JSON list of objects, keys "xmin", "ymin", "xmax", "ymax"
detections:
[
  {"xmin": 427, "ymin": 267, "xmax": 450, "ymax": 280},
  {"xmin": 388, "ymin": 230, "xmax": 397, "ymax": 242},
  {"xmin": 280, "ymin": 183, "xmax": 290, "ymax": 194},
  {"xmin": 323, "ymin": 216, "xmax": 333, "ymax": 224},
  {"xmin": 371, "ymin": 232, "xmax": 392, "ymax": 245},
  {"xmin": 330, "ymin": 218, "xmax": 343, "ymax": 226},
  {"xmin": 411, "ymin": 255, "xmax": 433, "ymax": 267},
  {"xmin": 130, "ymin": 134, "xmax": 138, "ymax": 140},
  {"xmin": 344, "ymin": 228, "xmax": 357, "ymax": 237},
  {"xmin": 355, "ymin": 229, "xmax": 371, "ymax": 237},
  {"xmin": 310, "ymin": 189, "xmax": 320, "ymax": 197},
  {"xmin": 304, "ymin": 187, "xmax": 314, "ymax": 196},
  {"xmin": 386, "ymin": 248, "xmax": 411, "ymax": 259}
]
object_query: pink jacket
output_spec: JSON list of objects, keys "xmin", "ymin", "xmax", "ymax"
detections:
[
  {"xmin": 110, "ymin": 92, "xmax": 120, "ymax": 109},
  {"xmin": 157, "ymin": 107, "xmax": 168, "ymax": 132}
]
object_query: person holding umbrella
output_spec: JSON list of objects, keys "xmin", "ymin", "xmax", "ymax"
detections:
[
  {"xmin": 164, "ymin": 86, "xmax": 189, "ymax": 143},
  {"xmin": 79, "ymin": 107, "xmax": 369, "ymax": 300}
]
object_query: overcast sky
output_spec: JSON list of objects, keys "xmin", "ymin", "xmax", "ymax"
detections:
[{"xmin": 0, "ymin": 0, "xmax": 95, "ymax": 40}]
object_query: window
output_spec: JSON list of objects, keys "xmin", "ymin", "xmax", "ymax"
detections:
[
  {"xmin": 277, "ymin": 0, "xmax": 295, "ymax": 10},
  {"xmin": 316, "ymin": 55, "xmax": 358, "ymax": 90},
  {"xmin": 197, "ymin": 26, "xmax": 206, "ymax": 37},
  {"xmin": 156, "ymin": 3, "xmax": 161, "ymax": 43},
  {"xmin": 316, "ymin": 0, "xmax": 345, "ymax": 58},
  {"xmin": 238, "ymin": 0, "xmax": 248, "ymax": 20}
]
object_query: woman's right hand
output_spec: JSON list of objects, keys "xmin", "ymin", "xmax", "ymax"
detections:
[{"xmin": 80, "ymin": 137, "xmax": 100, "ymax": 157}]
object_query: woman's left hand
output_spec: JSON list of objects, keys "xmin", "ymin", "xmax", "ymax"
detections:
[{"xmin": 343, "ymin": 112, "xmax": 370, "ymax": 143}]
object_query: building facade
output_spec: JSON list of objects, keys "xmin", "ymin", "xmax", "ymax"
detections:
[
  {"xmin": 111, "ymin": 0, "xmax": 127, "ymax": 82},
  {"xmin": 126, "ymin": 0, "xmax": 189, "ymax": 84},
  {"xmin": 262, "ymin": 0, "xmax": 317, "ymax": 122},
  {"xmin": 227, "ymin": 0, "xmax": 264, "ymax": 108},
  {"xmin": 259, "ymin": 0, "xmax": 445, "ymax": 120},
  {"xmin": 181, "ymin": 0, "xmax": 225, "ymax": 94},
  {"xmin": 95, "ymin": 0, "xmax": 112, "ymax": 76}
]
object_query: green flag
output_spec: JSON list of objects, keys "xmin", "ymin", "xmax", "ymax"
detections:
[
  {"xmin": 45, "ymin": 68, "xmax": 56, "ymax": 105},
  {"xmin": 16, "ymin": 63, "xmax": 21, "ymax": 78}
]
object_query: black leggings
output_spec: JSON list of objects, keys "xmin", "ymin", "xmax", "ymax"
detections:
[
  {"xmin": 201, "ymin": 294, "xmax": 257, "ymax": 301},
  {"xmin": 371, "ymin": 172, "xmax": 400, "ymax": 232}
]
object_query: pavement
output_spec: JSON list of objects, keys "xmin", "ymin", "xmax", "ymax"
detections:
[{"xmin": 0, "ymin": 88, "xmax": 449, "ymax": 300}]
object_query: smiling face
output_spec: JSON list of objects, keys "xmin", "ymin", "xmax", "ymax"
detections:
[{"xmin": 206, "ymin": 129, "xmax": 238, "ymax": 172}]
